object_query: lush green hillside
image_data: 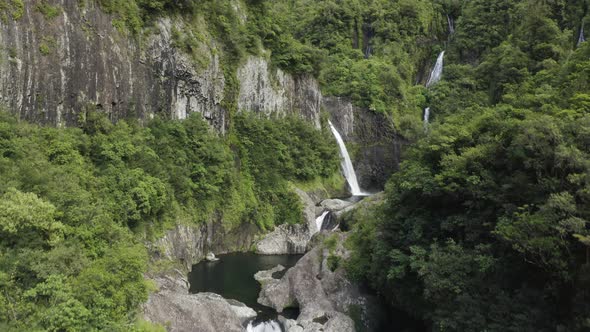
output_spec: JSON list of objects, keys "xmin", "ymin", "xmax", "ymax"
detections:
[
  {"xmin": 0, "ymin": 111, "xmax": 338, "ymax": 331},
  {"xmin": 1, "ymin": 0, "xmax": 590, "ymax": 330},
  {"xmin": 346, "ymin": 0, "xmax": 590, "ymax": 331}
]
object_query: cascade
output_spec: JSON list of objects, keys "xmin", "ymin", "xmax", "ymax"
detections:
[
  {"xmin": 447, "ymin": 15, "xmax": 455, "ymax": 34},
  {"xmin": 247, "ymin": 320, "xmax": 282, "ymax": 332},
  {"xmin": 423, "ymin": 107, "xmax": 430, "ymax": 126},
  {"xmin": 328, "ymin": 121, "xmax": 364, "ymax": 196},
  {"xmin": 423, "ymin": 51, "xmax": 445, "ymax": 126},
  {"xmin": 315, "ymin": 211, "xmax": 330, "ymax": 232},
  {"xmin": 426, "ymin": 51, "xmax": 445, "ymax": 88},
  {"xmin": 579, "ymin": 24, "xmax": 586, "ymax": 46}
]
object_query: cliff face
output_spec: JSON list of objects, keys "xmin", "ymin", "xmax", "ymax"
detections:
[
  {"xmin": 324, "ymin": 96, "xmax": 404, "ymax": 191},
  {"xmin": 0, "ymin": 1, "xmax": 321, "ymax": 132},
  {"xmin": 0, "ymin": 0, "xmax": 401, "ymax": 191}
]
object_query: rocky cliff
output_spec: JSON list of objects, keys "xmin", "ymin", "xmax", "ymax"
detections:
[
  {"xmin": 324, "ymin": 97, "xmax": 404, "ymax": 191},
  {"xmin": 0, "ymin": 1, "xmax": 322, "ymax": 132}
]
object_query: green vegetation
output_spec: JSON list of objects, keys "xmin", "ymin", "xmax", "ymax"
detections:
[
  {"xmin": 0, "ymin": 0, "xmax": 24, "ymax": 22},
  {"xmin": 36, "ymin": 2, "xmax": 61, "ymax": 20},
  {"xmin": 0, "ymin": 111, "xmax": 338, "ymax": 330},
  {"xmin": 346, "ymin": 0, "xmax": 590, "ymax": 331},
  {"xmin": 2, "ymin": 0, "xmax": 590, "ymax": 330}
]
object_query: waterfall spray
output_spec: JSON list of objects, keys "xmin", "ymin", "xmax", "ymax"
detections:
[{"xmin": 579, "ymin": 24, "xmax": 586, "ymax": 46}]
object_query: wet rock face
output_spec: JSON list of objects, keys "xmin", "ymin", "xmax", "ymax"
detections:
[
  {"xmin": 0, "ymin": 2, "xmax": 322, "ymax": 132},
  {"xmin": 324, "ymin": 96, "xmax": 404, "ymax": 192}
]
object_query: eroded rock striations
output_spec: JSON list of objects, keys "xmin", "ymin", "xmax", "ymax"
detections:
[{"xmin": 0, "ymin": 1, "xmax": 322, "ymax": 132}]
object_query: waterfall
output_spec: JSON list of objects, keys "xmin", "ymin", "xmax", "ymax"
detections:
[
  {"xmin": 426, "ymin": 51, "xmax": 445, "ymax": 88},
  {"xmin": 447, "ymin": 15, "xmax": 455, "ymax": 35},
  {"xmin": 328, "ymin": 121, "xmax": 363, "ymax": 196},
  {"xmin": 316, "ymin": 211, "xmax": 330, "ymax": 232},
  {"xmin": 247, "ymin": 321, "xmax": 281, "ymax": 332},
  {"xmin": 579, "ymin": 24, "xmax": 586, "ymax": 46},
  {"xmin": 423, "ymin": 107, "xmax": 430, "ymax": 127}
]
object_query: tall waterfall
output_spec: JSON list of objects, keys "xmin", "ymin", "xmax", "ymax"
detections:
[
  {"xmin": 426, "ymin": 51, "xmax": 445, "ymax": 88},
  {"xmin": 579, "ymin": 24, "xmax": 586, "ymax": 46},
  {"xmin": 447, "ymin": 15, "xmax": 455, "ymax": 35},
  {"xmin": 328, "ymin": 121, "xmax": 363, "ymax": 196}
]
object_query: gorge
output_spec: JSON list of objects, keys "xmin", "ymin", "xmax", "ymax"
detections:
[{"xmin": 2, "ymin": 1, "xmax": 590, "ymax": 332}]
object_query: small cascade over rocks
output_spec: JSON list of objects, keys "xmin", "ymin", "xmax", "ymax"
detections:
[
  {"xmin": 246, "ymin": 320, "xmax": 282, "ymax": 332},
  {"xmin": 426, "ymin": 51, "xmax": 445, "ymax": 88},
  {"xmin": 315, "ymin": 211, "xmax": 330, "ymax": 232},
  {"xmin": 328, "ymin": 120, "xmax": 365, "ymax": 196},
  {"xmin": 579, "ymin": 24, "xmax": 586, "ymax": 46}
]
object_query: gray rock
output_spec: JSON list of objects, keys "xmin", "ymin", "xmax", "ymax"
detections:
[
  {"xmin": 149, "ymin": 219, "xmax": 258, "ymax": 271},
  {"xmin": 227, "ymin": 299, "xmax": 257, "ymax": 324},
  {"xmin": 143, "ymin": 276, "xmax": 252, "ymax": 332},
  {"xmin": 324, "ymin": 96, "xmax": 404, "ymax": 192},
  {"xmin": 256, "ymin": 235, "xmax": 363, "ymax": 332},
  {"xmin": 255, "ymin": 188, "xmax": 318, "ymax": 254},
  {"xmin": 320, "ymin": 199, "xmax": 354, "ymax": 212},
  {"xmin": 0, "ymin": 4, "xmax": 322, "ymax": 133},
  {"xmin": 255, "ymin": 224, "xmax": 309, "ymax": 255}
]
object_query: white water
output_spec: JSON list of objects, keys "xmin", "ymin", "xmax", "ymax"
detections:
[
  {"xmin": 447, "ymin": 15, "xmax": 455, "ymax": 34},
  {"xmin": 426, "ymin": 51, "xmax": 445, "ymax": 88},
  {"xmin": 423, "ymin": 107, "xmax": 430, "ymax": 126},
  {"xmin": 316, "ymin": 211, "xmax": 330, "ymax": 232},
  {"xmin": 579, "ymin": 25, "xmax": 586, "ymax": 46},
  {"xmin": 246, "ymin": 320, "xmax": 281, "ymax": 332},
  {"xmin": 328, "ymin": 121, "xmax": 363, "ymax": 196}
]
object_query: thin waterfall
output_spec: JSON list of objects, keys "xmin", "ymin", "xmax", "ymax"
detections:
[
  {"xmin": 328, "ymin": 121, "xmax": 363, "ymax": 196},
  {"xmin": 423, "ymin": 107, "xmax": 430, "ymax": 127},
  {"xmin": 426, "ymin": 51, "xmax": 445, "ymax": 88},
  {"xmin": 315, "ymin": 211, "xmax": 330, "ymax": 233},
  {"xmin": 424, "ymin": 51, "xmax": 445, "ymax": 127},
  {"xmin": 579, "ymin": 24, "xmax": 586, "ymax": 46},
  {"xmin": 447, "ymin": 15, "xmax": 455, "ymax": 35}
]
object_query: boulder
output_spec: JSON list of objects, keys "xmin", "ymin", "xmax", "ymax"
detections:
[
  {"xmin": 143, "ymin": 275, "xmax": 255, "ymax": 331},
  {"xmin": 320, "ymin": 199, "xmax": 354, "ymax": 212},
  {"xmin": 256, "ymin": 234, "xmax": 371, "ymax": 332},
  {"xmin": 255, "ymin": 188, "xmax": 317, "ymax": 254}
]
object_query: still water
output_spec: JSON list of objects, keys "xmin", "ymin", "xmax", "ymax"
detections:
[{"xmin": 189, "ymin": 252, "xmax": 302, "ymax": 325}]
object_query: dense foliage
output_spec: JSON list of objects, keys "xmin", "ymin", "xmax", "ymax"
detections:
[
  {"xmin": 2, "ymin": 0, "xmax": 590, "ymax": 330},
  {"xmin": 0, "ymin": 111, "xmax": 338, "ymax": 330},
  {"xmin": 347, "ymin": 0, "xmax": 590, "ymax": 331}
]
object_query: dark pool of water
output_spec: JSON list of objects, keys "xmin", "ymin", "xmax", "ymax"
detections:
[{"xmin": 188, "ymin": 252, "xmax": 302, "ymax": 324}]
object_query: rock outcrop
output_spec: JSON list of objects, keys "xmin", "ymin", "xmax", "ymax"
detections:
[
  {"xmin": 0, "ymin": 1, "xmax": 322, "ymax": 132},
  {"xmin": 143, "ymin": 274, "xmax": 255, "ymax": 332},
  {"xmin": 324, "ymin": 96, "xmax": 404, "ymax": 192},
  {"xmin": 150, "ymin": 218, "xmax": 258, "ymax": 271},
  {"xmin": 255, "ymin": 188, "xmax": 318, "ymax": 255},
  {"xmin": 256, "ymin": 233, "xmax": 380, "ymax": 332}
]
